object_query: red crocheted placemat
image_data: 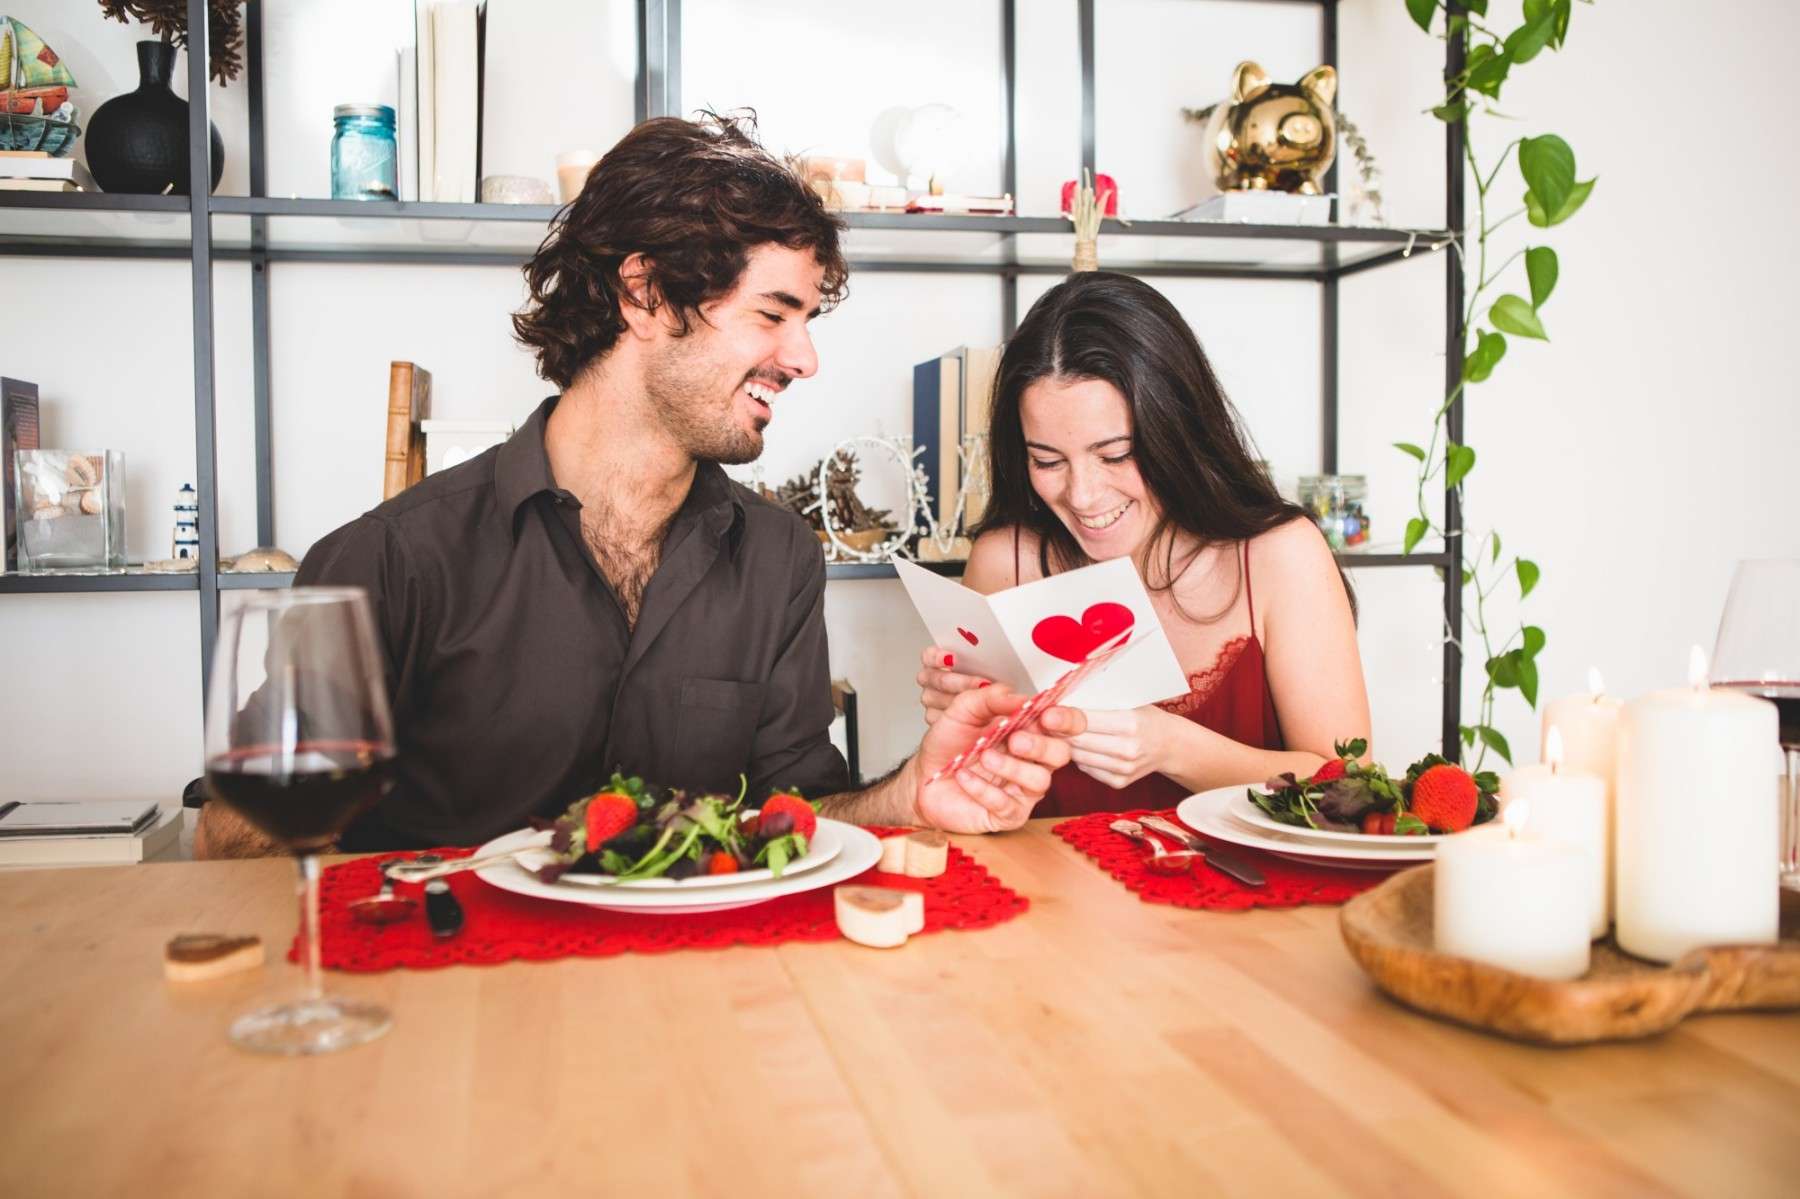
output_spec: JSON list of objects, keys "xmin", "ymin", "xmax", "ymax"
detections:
[
  {"xmin": 297, "ymin": 828, "xmax": 1026, "ymax": 971},
  {"xmin": 1054, "ymin": 808, "xmax": 1399, "ymax": 911}
]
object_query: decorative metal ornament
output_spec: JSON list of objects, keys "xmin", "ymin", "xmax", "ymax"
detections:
[
  {"xmin": 1201, "ymin": 60, "xmax": 1338, "ymax": 196},
  {"xmin": 800, "ymin": 434, "xmax": 990, "ymax": 565}
]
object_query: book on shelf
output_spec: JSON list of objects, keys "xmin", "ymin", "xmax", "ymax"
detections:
[
  {"xmin": 396, "ymin": 45, "xmax": 419, "ymax": 202},
  {"xmin": 912, "ymin": 346, "xmax": 1000, "ymax": 532},
  {"xmin": 431, "ymin": 0, "xmax": 480, "ymax": 203},
  {"xmin": 2, "ymin": 377, "xmax": 40, "ymax": 573},
  {"xmin": 415, "ymin": 1, "xmax": 436, "ymax": 201},
  {"xmin": 0, "ymin": 155, "xmax": 74, "ymax": 181},
  {"xmin": 0, "ymin": 805, "xmax": 181, "ymax": 868},
  {"xmin": 384, "ymin": 361, "xmax": 433, "ymax": 499},
  {"xmin": 0, "ymin": 178, "xmax": 77, "ymax": 191}
]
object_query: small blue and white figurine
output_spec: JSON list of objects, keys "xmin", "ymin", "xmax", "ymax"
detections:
[{"xmin": 172, "ymin": 484, "xmax": 199, "ymax": 561}]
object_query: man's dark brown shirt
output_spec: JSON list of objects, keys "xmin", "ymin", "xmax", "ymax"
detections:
[{"xmin": 298, "ymin": 398, "xmax": 848, "ymax": 850}]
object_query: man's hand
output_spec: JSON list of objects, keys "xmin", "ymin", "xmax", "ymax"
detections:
[
  {"xmin": 1067, "ymin": 705, "xmax": 1182, "ymax": 790},
  {"xmin": 909, "ymin": 685, "xmax": 1085, "ymax": 832}
]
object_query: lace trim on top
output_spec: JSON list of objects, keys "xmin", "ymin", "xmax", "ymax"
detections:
[{"xmin": 1154, "ymin": 635, "xmax": 1253, "ymax": 719}]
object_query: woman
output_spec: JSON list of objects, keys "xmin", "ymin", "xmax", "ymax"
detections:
[{"xmin": 918, "ymin": 272, "xmax": 1370, "ymax": 817}]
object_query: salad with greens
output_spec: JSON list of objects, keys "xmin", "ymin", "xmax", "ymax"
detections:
[{"xmin": 529, "ymin": 774, "xmax": 817, "ymax": 885}]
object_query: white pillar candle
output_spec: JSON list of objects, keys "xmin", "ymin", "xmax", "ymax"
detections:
[
  {"xmin": 1434, "ymin": 804, "xmax": 1592, "ymax": 981},
  {"xmin": 1503, "ymin": 729, "xmax": 1609, "ymax": 940},
  {"xmin": 1541, "ymin": 668, "xmax": 1623, "ymax": 918},
  {"xmin": 1615, "ymin": 647, "xmax": 1780, "ymax": 963}
]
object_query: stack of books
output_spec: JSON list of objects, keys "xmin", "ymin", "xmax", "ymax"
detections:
[
  {"xmin": 0, "ymin": 149, "xmax": 79, "ymax": 192},
  {"xmin": 0, "ymin": 800, "xmax": 182, "ymax": 868}
]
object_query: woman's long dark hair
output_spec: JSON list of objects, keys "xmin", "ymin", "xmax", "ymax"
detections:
[{"xmin": 974, "ymin": 270, "xmax": 1350, "ymax": 618}]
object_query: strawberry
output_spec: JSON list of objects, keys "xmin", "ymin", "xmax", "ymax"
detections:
[
  {"xmin": 584, "ymin": 790, "xmax": 639, "ymax": 852},
  {"xmin": 1309, "ymin": 758, "xmax": 1346, "ymax": 785},
  {"xmin": 757, "ymin": 792, "xmax": 816, "ymax": 841},
  {"xmin": 1409, "ymin": 764, "xmax": 1479, "ymax": 833},
  {"xmin": 705, "ymin": 851, "xmax": 740, "ymax": 875}
]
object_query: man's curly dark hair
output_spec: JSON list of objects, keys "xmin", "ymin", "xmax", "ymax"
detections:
[{"xmin": 512, "ymin": 111, "xmax": 849, "ymax": 390}]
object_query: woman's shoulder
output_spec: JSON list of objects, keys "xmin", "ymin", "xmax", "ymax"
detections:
[
  {"xmin": 1246, "ymin": 514, "xmax": 1337, "ymax": 585},
  {"xmin": 966, "ymin": 525, "xmax": 1045, "ymax": 592}
]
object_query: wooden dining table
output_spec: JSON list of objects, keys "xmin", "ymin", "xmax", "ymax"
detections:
[{"xmin": 2, "ymin": 820, "xmax": 1796, "ymax": 1198}]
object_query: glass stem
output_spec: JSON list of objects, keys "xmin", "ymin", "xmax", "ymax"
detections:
[
  {"xmin": 296, "ymin": 853, "xmax": 324, "ymax": 1002},
  {"xmin": 1784, "ymin": 748, "xmax": 1800, "ymax": 881}
]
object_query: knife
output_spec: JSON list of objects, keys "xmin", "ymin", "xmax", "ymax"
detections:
[
  {"xmin": 1140, "ymin": 815, "xmax": 1265, "ymax": 887},
  {"xmin": 423, "ymin": 879, "xmax": 465, "ymax": 939}
]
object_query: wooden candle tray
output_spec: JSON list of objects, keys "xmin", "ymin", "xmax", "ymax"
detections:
[{"xmin": 1340, "ymin": 865, "xmax": 1800, "ymax": 1045}]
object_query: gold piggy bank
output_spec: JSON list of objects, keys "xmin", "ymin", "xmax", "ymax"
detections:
[{"xmin": 1202, "ymin": 61, "xmax": 1338, "ymax": 194}]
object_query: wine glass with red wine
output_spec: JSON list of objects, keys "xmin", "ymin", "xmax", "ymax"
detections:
[
  {"xmin": 204, "ymin": 588, "xmax": 397, "ymax": 1053},
  {"xmin": 1710, "ymin": 558, "xmax": 1800, "ymax": 891}
]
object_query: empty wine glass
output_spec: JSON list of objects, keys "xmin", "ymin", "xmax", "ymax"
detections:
[
  {"xmin": 204, "ymin": 588, "xmax": 397, "ymax": 1053},
  {"xmin": 1709, "ymin": 559, "xmax": 1800, "ymax": 890}
]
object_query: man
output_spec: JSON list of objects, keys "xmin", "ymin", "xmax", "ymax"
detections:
[{"xmin": 196, "ymin": 113, "xmax": 1081, "ymax": 858}]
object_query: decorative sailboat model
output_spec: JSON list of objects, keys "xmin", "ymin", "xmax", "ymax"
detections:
[{"xmin": 0, "ymin": 15, "xmax": 80, "ymax": 155}]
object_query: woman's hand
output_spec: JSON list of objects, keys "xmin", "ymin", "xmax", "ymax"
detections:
[
  {"xmin": 916, "ymin": 644, "xmax": 993, "ymax": 726},
  {"xmin": 1067, "ymin": 705, "xmax": 1187, "ymax": 790}
]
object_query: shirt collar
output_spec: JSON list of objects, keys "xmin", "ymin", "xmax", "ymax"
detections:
[{"xmin": 496, "ymin": 395, "xmax": 746, "ymax": 548}]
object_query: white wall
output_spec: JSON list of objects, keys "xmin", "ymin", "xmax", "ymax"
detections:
[{"xmin": 3, "ymin": 1, "xmax": 1794, "ymax": 820}]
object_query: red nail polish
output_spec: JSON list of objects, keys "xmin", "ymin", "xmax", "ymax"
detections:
[
  {"xmin": 944, "ymin": 653, "xmax": 955, "ymax": 668},
  {"xmin": 978, "ymin": 679, "xmax": 990, "ymax": 687}
]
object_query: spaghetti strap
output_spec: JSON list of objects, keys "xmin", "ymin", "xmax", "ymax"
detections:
[
  {"xmin": 1242, "ymin": 540, "xmax": 1256, "ymax": 638},
  {"xmin": 1012, "ymin": 525, "xmax": 1022, "ymax": 584}
]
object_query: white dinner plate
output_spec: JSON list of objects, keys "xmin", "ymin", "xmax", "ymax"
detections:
[
  {"xmin": 517, "ymin": 817, "xmax": 842, "ymax": 890},
  {"xmin": 473, "ymin": 818, "xmax": 884, "ymax": 914},
  {"xmin": 1233, "ymin": 787, "xmax": 1456, "ymax": 847},
  {"xmin": 1175, "ymin": 786, "xmax": 1436, "ymax": 870}
]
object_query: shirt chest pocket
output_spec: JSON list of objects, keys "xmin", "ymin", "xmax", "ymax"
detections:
[{"xmin": 675, "ymin": 677, "xmax": 764, "ymax": 791}]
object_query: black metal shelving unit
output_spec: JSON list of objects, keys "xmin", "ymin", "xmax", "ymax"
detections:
[{"xmin": 0, "ymin": 0, "xmax": 1465, "ymax": 754}]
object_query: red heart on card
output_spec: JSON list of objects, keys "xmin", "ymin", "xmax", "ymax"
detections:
[
  {"xmin": 1031, "ymin": 603, "xmax": 1135, "ymax": 664},
  {"xmin": 957, "ymin": 627, "xmax": 979, "ymax": 646}
]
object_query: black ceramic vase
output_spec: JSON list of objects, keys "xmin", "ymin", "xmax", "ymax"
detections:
[{"xmin": 85, "ymin": 41, "xmax": 224, "ymax": 195}]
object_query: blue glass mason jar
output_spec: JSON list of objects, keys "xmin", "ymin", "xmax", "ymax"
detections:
[{"xmin": 330, "ymin": 104, "xmax": 397, "ymax": 201}]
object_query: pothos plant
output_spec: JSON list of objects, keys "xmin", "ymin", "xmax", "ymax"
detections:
[{"xmin": 1396, "ymin": 0, "xmax": 1595, "ymax": 768}]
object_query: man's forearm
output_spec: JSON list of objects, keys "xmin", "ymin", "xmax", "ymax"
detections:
[
  {"xmin": 815, "ymin": 757, "xmax": 922, "ymax": 827},
  {"xmin": 194, "ymin": 803, "xmax": 280, "ymax": 860}
]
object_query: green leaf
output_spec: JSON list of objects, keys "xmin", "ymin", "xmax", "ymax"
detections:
[
  {"xmin": 1431, "ymin": 100, "xmax": 1470, "ymax": 124},
  {"xmin": 1446, "ymin": 442, "xmax": 1477, "ymax": 488},
  {"xmin": 1461, "ymin": 567, "xmax": 1474, "ymax": 587},
  {"xmin": 1522, "ymin": 624, "xmax": 1546, "ymax": 658},
  {"xmin": 1504, "ymin": 10, "xmax": 1558, "ymax": 64},
  {"xmin": 1394, "ymin": 441, "xmax": 1427, "ymax": 462},
  {"xmin": 1460, "ymin": 724, "xmax": 1478, "ymax": 748},
  {"xmin": 1526, "ymin": 246, "xmax": 1558, "ymax": 308},
  {"xmin": 1518, "ymin": 657, "xmax": 1540, "ymax": 708},
  {"xmin": 1404, "ymin": 517, "xmax": 1429, "ymax": 555},
  {"xmin": 1518, "ymin": 135, "xmax": 1576, "ymax": 221},
  {"xmin": 1526, "ymin": 176, "xmax": 1594, "ymax": 228},
  {"xmin": 1516, "ymin": 557, "xmax": 1540, "ymax": 598},
  {"xmin": 1491, "ymin": 294, "xmax": 1548, "ymax": 340},
  {"xmin": 1523, "ymin": 0, "xmax": 1551, "ymax": 21},
  {"xmin": 1488, "ymin": 653, "xmax": 1520, "ymax": 688},
  {"xmin": 1462, "ymin": 328, "xmax": 1507, "ymax": 383},
  {"xmin": 1465, "ymin": 0, "xmax": 1488, "ymax": 14},
  {"xmin": 1491, "ymin": 530, "xmax": 1502, "ymax": 563},
  {"xmin": 1466, "ymin": 45, "xmax": 1510, "ymax": 99},
  {"xmin": 1552, "ymin": 0, "xmax": 1573, "ymax": 47},
  {"xmin": 1395, "ymin": 814, "xmax": 1431, "ymax": 836},
  {"xmin": 1476, "ymin": 725, "xmax": 1514, "ymax": 765},
  {"xmin": 1406, "ymin": 0, "xmax": 1436, "ymax": 34}
]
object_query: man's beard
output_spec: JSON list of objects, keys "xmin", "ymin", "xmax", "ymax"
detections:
[{"xmin": 644, "ymin": 337, "xmax": 765, "ymax": 466}]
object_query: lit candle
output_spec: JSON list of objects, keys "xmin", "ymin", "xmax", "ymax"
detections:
[
  {"xmin": 1541, "ymin": 667, "xmax": 1623, "ymax": 912},
  {"xmin": 1434, "ymin": 800, "xmax": 1591, "ymax": 980},
  {"xmin": 1502, "ymin": 727, "xmax": 1609, "ymax": 939},
  {"xmin": 1616, "ymin": 647, "xmax": 1780, "ymax": 963}
]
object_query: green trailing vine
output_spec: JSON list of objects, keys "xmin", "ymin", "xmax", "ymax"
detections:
[{"xmin": 1397, "ymin": 0, "xmax": 1595, "ymax": 767}]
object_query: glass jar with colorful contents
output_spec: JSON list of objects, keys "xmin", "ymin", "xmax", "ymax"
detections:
[
  {"xmin": 330, "ymin": 104, "xmax": 397, "ymax": 201},
  {"xmin": 1298, "ymin": 474, "xmax": 1371, "ymax": 550}
]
